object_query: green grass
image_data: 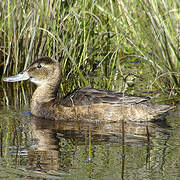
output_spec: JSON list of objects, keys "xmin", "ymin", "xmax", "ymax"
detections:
[{"xmin": 0, "ymin": 0, "xmax": 179, "ymax": 97}]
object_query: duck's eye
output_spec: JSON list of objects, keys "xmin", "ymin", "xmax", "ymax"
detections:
[{"xmin": 37, "ymin": 64, "xmax": 42, "ymax": 69}]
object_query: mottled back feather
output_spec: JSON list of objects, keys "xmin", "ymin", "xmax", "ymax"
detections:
[{"xmin": 60, "ymin": 87, "xmax": 151, "ymax": 107}]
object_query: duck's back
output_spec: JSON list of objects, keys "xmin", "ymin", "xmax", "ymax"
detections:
[
  {"xmin": 60, "ymin": 87, "xmax": 151, "ymax": 107},
  {"xmin": 54, "ymin": 87, "xmax": 174, "ymax": 122}
]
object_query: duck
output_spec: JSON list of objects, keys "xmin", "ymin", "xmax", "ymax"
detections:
[{"xmin": 3, "ymin": 56, "xmax": 174, "ymax": 122}]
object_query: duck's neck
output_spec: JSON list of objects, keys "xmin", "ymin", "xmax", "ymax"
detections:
[{"xmin": 30, "ymin": 84, "xmax": 58, "ymax": 110}]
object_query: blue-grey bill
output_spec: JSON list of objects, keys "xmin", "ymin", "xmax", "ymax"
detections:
[{"xmin": 3, "ymin": 70, "xmax": 30, "ymax": 82}]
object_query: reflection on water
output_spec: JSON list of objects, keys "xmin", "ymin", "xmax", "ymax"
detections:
[
  {"xmin": 0, "ymin": 86, "xmax": 180, "ymax": 179},
  {"xmin": 29, "ymin": 116, "xmax": 167, "ymax": 172}
]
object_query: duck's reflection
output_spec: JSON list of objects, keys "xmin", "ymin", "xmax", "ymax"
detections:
[
  {"xmin": 28, "ymin": 116, "xmax": 170, "ymax": 172},
  {"xmin": 29, "ymin": 118, "xmax": 59, "ymax": 171}
]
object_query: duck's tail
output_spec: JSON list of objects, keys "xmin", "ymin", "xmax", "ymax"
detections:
[
  {"xmin": 152, "ymin": 104, "xmax": 175, "ymax": 121},
  {"xmin": 158, "ymin": 104, "xmax": 175, "ymax": 113}
]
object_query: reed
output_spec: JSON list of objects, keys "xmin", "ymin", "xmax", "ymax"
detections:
[
  {"xmin": 114, "ymin": 0, "xmax": 180, "ymax": 94},
  {"xmin": 0, "ymin": 0, "xmax": 179, "ymax": 96}
]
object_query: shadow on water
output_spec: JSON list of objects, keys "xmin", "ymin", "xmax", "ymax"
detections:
[{"xmin": 0, "ymin": 85, "xmax": 180, "ymax": 179}]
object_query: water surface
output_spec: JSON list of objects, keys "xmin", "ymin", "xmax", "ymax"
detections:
[{"xmin": 0, "ymin": 86, "xmax": 180, "ymax": 180}]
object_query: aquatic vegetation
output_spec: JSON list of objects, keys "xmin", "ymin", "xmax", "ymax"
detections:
[{"xmin": 0, "ymin": 0, "xmax": 179, "ymax": 96}]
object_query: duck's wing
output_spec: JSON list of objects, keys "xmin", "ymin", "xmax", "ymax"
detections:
[{"xmin": 60, "ymin": 87, "xmax": 151, "ymax": 107}]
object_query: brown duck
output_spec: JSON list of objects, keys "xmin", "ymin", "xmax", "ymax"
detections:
[{"xmin": 3, "ymin": 57, "xmax": 174, "ymax": 122}]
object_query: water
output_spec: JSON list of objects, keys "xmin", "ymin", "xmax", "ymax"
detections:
[{"xmin": 0, "ymin": 86, "xmax": 180, "ymax": 180}]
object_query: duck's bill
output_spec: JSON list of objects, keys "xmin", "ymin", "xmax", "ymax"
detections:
[{"xmin": 3, "ymin": 70, "xmax": 30, "ymax": 82}]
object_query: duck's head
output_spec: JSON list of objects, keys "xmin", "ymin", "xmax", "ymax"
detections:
[{"xmin": 3, "ymin": 57, "xmax": 61, "ymax": 87}]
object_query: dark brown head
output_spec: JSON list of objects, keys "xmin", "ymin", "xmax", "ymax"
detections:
[{"xmin": 3, "ymin": 56, "xmax": 62, "ymax": 87}]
